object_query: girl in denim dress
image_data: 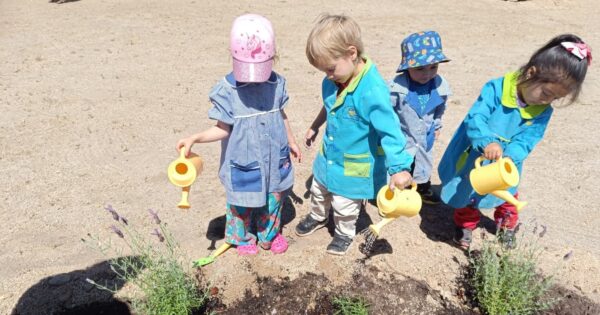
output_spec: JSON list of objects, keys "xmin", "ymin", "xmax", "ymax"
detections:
[{"xmin": 177, "ymin": 14, "xmax": 301, "ymax": 256}]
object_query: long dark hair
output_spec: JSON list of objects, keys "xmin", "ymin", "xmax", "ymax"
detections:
[{"xmin": 518, "ymin": 34, "xmax": 590, "ymax": 102}]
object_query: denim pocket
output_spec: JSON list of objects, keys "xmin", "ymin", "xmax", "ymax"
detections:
[
  {"xmin": 279, "ymin": 146, "xmax": 292, "ymax": 181},
  {"xmin": 230, "ymin": 161, "xmax": 262, "ymax": 192}
]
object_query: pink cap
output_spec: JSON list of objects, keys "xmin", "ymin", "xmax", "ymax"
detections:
[{"xmin": 230, "ymin": 14, "xmax": 275, "ymax": 83}]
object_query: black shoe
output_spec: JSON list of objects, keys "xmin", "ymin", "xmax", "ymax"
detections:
[
  {"xmin": 295, "ymin": 215, "xmax": 327, "ymax": 237},
  {"xmin": 326, "ymin": 234, "xmax": 353, "ymax": 256},
  {"xmin": 421, "ymin": 189, "xmax": 441, "ymax": 205},
  {"xmin": 453, "ymin": 227, "xmax": 472, "ymax": 250},
  {"xmin": 498, "ymin": 228, "xmax": 516, "ymax": 249}
]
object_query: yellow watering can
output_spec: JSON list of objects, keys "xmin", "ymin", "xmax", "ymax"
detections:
[
  {"xmin": 369, "ymin": 183, "xmax": 422, "ymax": 237},
  {"xmin": 469, "ymin": 156, "xmax": 526, "ymax": 212},
  {"xmin": 167, "ymin": 149, "xmax": 203, "ymax": 209}
]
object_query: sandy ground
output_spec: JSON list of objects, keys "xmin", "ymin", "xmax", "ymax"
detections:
[{"xmin": 1, "ymin": 0, "xmax": 600, "ymax": 313}]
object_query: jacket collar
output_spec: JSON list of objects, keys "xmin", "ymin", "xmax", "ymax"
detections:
[
  {"xmin": 331, "ymin": 57, "xmax": 373, "ymax": 109},
  {"xmin": 501, "ymin": 71, "xmax": 550, "ymax": 119},
  {"xmin": 392, "ymin": 72, "xmax": 449, "ymax": 117}
]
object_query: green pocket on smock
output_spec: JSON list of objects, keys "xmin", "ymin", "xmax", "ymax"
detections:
[{"xmin": 343, "ymin": 152, "xmax": 371, "ymax": 178}]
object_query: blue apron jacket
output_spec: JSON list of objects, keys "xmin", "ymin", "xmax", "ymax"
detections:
[{"xmin": 313, "ymin": 58, "xmax": 413, "ymax": 199}]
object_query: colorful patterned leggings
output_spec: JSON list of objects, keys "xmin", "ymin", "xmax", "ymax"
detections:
[{"xmin": 225, "ymin": 191, "xmax": 284, "ymax": 248}]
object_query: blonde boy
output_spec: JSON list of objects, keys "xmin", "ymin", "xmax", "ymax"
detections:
[{"xmin": 295, "ymin": 14, "xmax": 414, "ymax": 255}]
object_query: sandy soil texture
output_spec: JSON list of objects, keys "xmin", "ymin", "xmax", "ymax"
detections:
[{"xmin": 1, "ymin": 0, "xmax": 599, "ymax": 313}]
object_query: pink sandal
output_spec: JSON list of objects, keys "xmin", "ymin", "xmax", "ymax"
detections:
[
  {"xmin": 237, "ymin": 244, "xmax": 258, "ymax": 256},
  {"xmin": 270, "ymin": 233, "xmax": 288, "ymax": 254}
]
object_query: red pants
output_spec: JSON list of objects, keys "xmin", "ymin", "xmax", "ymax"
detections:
[{"xmin": 453, "ymin": 193, "xmax": 520, "ymax": 230}]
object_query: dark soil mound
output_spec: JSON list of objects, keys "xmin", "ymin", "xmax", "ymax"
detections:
[{"xmin": 223, "ymin": 265, "xmax": 472, "ymax": 315}]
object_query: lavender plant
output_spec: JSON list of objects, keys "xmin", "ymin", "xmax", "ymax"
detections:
[
  {"xmin": 84, "ymin": 205, "xmax": 207, "ymax": 315},
  {"xmin": 468, "ymin": 223, "xmax": 564, "ymax": 315}
]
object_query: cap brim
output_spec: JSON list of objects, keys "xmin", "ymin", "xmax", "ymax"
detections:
[{"xmin": 232, "ymin": 58, "xmax": 273, "ymax": 83}]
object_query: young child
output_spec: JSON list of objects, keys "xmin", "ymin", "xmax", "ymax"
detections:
[
  {"xmin": 389, "ymin": 31, "xmax": 451, "ymax": 204},
  {"xmin": 177, "ymin": 14, "xmax": 301, "ymax": 256},
  {"xmin": 438, "ymin": 34, "xmax": 591, "ymax": 249},
  {"xmin": 295, "ymin": 14, "xmax": 414, "ymax": 255}
]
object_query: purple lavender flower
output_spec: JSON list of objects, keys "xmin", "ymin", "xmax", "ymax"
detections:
[
  {"xmin": 539, "ymin": 225, "xmax": 547, "ymax": 238},
  {"xmin": 120, "ymin": 216, "xmax": 128, "ymax": 226},
  {"xmin": 104, "ymin": 204, "xmax": 120, "ymax": 221},
  {"xmin": 151, "ymin": 228, "xmax": 165, "ymax": 242},
  {"xmin": 110, "ymin": 225, "xmax": 124, "ymax": 238},
  {"xmin": 148, "ymin": 209, "xmax": 161, "ymax": 224},
  {"xmin": 563, "ymin": 250, "xmax": 573, "ymax": 261}
]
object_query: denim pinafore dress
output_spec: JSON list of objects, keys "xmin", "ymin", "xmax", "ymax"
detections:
[{"xmin": 208, "ymin": 72, "xmax": 294, "ymax": 208}]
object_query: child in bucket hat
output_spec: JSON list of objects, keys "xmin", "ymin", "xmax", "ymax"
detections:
[
  {"xmin": 177, "ymin": 14, "xmax": 301, "ymax": 256},
  {"xmin": 388, "ymin": 30, "xmax": 452, "ymax": 204}
]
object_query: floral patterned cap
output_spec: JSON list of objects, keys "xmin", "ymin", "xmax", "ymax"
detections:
[
  {"xmin": 397, "ymin": 30, "xmax": 449, "ymax": 72},
  {"xmin": 230, "ymin": 14, "xmax": 275, "ymax": 82}
]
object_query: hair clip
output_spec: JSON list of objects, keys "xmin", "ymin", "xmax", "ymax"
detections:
[{"xmin": 561, "ymin": 42, "xmax": 592, "ymax": 65}]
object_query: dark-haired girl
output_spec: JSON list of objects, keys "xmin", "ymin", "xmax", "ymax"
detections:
[{"xmin": 437, "ymin": 34, "xmax": 592, "ymax": 249}]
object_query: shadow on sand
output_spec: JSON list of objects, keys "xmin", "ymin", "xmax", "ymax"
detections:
[{"xmin": 11, "ymin": 258, "xmax": 134, "ymax": 315}]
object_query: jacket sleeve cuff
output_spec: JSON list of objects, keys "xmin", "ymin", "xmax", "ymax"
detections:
[
  {"xmin": 387, "ymin": 165, "xmax": 411, "ymax": 176},
  {"xmin": 472, "ymin": 137, "xmax": 496, "ymax": 153}
]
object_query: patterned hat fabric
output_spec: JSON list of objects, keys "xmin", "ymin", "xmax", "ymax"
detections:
[{"xmin": 397, "ymin": 30, "xmax": 449, "ymax": 72}]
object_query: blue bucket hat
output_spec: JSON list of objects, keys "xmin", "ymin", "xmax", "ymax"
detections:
[{"xmin": 397, "ymin": 31, "xmax": 449, "ymax": 72}]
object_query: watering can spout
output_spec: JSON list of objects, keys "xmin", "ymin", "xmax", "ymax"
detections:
[
  {"xmin": 178, "ymin": 186, "xmax": 191, "ymax": 209},
  {"xmin": 369, "ymin": 217, "xmax": 394, "ymax": 237},
  {"xmin": 490, "ymin": 190, "xmax": 527, "ymax": 212}
]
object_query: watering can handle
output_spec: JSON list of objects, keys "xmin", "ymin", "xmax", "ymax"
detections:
[
  {"xmin": 409, "ymin": 182, "xmax": 417, "ymax": 191},
  {"xmin": 474, "ymin": 156, "xmax": 504, "ymax": 169},
  {"xmin": 179, "ymin": 147, "xmax": 187, "ymax": 159}
]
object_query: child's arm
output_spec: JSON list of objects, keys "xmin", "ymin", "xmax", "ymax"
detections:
[
  {"xmin": 465, "ymin": 81, "xmax": 502, "ymax": 155},
  {"xmin": 433, "ymin": 101, "xmax": 446, "ymax": 139},
  {"xmin": 305, "ymin": 106, "xmax": 327, "ymax": 148},
  {"xmin": 364, "ymin": 89, "xmax": 413, "ymax": 189},
  {"xmin": 503, "ymin": 113, "xmax": 552, "ymax": 165},
  {"xmin": 176, "ymin": 121, "xmax": 231, "ymax": 157},
  {"xmin": 281, "ymin": 110, "xmax": 302, "ymax": 162}
]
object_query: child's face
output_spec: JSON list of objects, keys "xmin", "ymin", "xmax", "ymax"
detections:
[
  {"xmin": 519, "ymin": 82, "xmax": 571, "ymax": 106},
  {"xmin": 407, "ymin": 64, "xmax": 439, "ymax": 84},
  {"xmin": 315, "ymin": 48, "xmax": 360, "ymax": 84}
]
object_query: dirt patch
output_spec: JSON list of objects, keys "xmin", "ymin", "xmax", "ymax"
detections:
[
  {"xmin": 11, "ymin": 259, "xmax": 600, "ymax": 314},
  {"xmin": 221, "ymin": 264, "xmax": 472, "ymax": 315},
  {"xmin": 541, "ymin": 286, "xmax": 600, "ymax": 315}
]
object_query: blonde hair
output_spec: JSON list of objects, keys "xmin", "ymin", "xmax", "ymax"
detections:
[{"xmin": 306, "ymin": 14, "xmax": 364, "ymax": 67}]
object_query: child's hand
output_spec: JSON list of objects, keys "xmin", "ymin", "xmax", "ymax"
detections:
[
  {"xmin": 289, "ymin": 141, "xmax": 302, "ymax": 163},
  {"xmin": 389, "ymin": 171, "xmax": 412, "ymax": 190},
  {"xmin": 434, "ymin": 129, "xmax": 441, "ymax": 140},
  {"xmin": 304, "ymin": 128, "xmax": 319, "ymax": 148},
  {"xmin": 176, "ymin": 137, "xmax": 196, "ymax": 157},
  {"xmin": 483, "ymin": 142, "xmax": 503, "ymax": 160}
]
